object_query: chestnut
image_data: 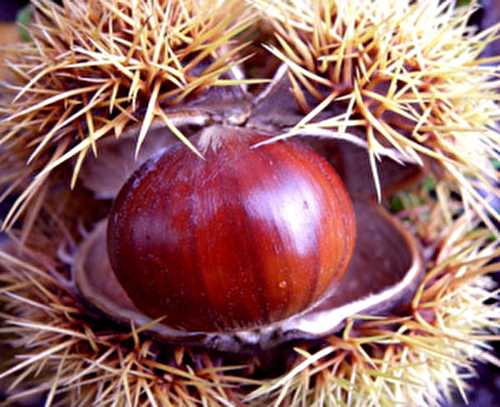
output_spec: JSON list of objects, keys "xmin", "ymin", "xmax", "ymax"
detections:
[{"xmin": 107, "ymin": 127, "xmax": 356, "ymax": 332}]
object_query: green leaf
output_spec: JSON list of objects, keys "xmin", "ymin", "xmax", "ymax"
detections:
[
  {"xmin": 422, "ymin": 176, "xmax": 436, "ymax": 193},
  {"xmin": 16, "ymin": 5, "xmax": 32, "ymax": 43},
  {"xmin": 390, "ymin": 195, "xmax": 404, "ymax": 213}
]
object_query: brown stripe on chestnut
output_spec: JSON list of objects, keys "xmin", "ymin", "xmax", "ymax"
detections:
[
  {"xmin": 107, "ymin": 126, "xmax": 356, "ymax": 332},
  {"xmin": 268, "ymin": 139, "xmax": 354, "ymax": 305},
  {"xmin": 234, "ymin": 143, "xmax": 299, "ymax": 323},
  {"xmin": 258, "ymin": 141, "xmax": 321, "ymax": 313},
  {"xmin": 231, "ymin": 151, "xmax": 277, "ymax": 325},
  {"xmin": 192, "ymin": 154, "xmax": 268, "ymax": 329}
]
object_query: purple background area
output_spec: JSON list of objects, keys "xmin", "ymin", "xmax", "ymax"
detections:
[{"xmin": 0, "ymin": 0, "xmax": 29, "ymax": 22}]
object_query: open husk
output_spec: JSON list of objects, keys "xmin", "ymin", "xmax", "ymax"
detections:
[
  {"xmin": 73, "ymin": 199, "xmax": 423, "ymax": 351},
  {"xmin": 0, "ymin": 187, "xmax": 498, "ymax": 405},
  {"xmin": 0, "ymin": 0, "xmax": 499, "ymax": 405}
]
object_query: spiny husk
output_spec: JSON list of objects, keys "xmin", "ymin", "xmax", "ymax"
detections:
[
  {"xmin": 252, "ymin": 0, "xmax": 500, "ymax": 229},
  {"xmin": 0, "ymin": 0, "xmax": 255, "ymax": 230},
  {"xmin": 0, "ymin": 1, "xmax": 499, "ymax": 405},
  {"xmin": 0, "ymin": 182, "xmax": 498, "ymax": 406}
]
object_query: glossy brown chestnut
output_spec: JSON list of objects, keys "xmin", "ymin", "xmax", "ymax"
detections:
[{"xmin": 107, "ymin": 128, "xmax": 356, "ymax": 332}]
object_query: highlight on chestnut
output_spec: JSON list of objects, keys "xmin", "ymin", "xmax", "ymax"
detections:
[{"xmin": 107, "ymin": 128, "xmax": 356, "ymax": 332}]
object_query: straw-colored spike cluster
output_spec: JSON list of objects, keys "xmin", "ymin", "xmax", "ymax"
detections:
[
  {"xmin": 252, "ymin": 0, "xmax": 500, "ymax": 229},
  {"xmin": 0, "ymin": 0, "xmax": 253, "ymax": 230},
  {"xmin": 0, "ymin": 186, "xmax": 498, "ymax": 405}
]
